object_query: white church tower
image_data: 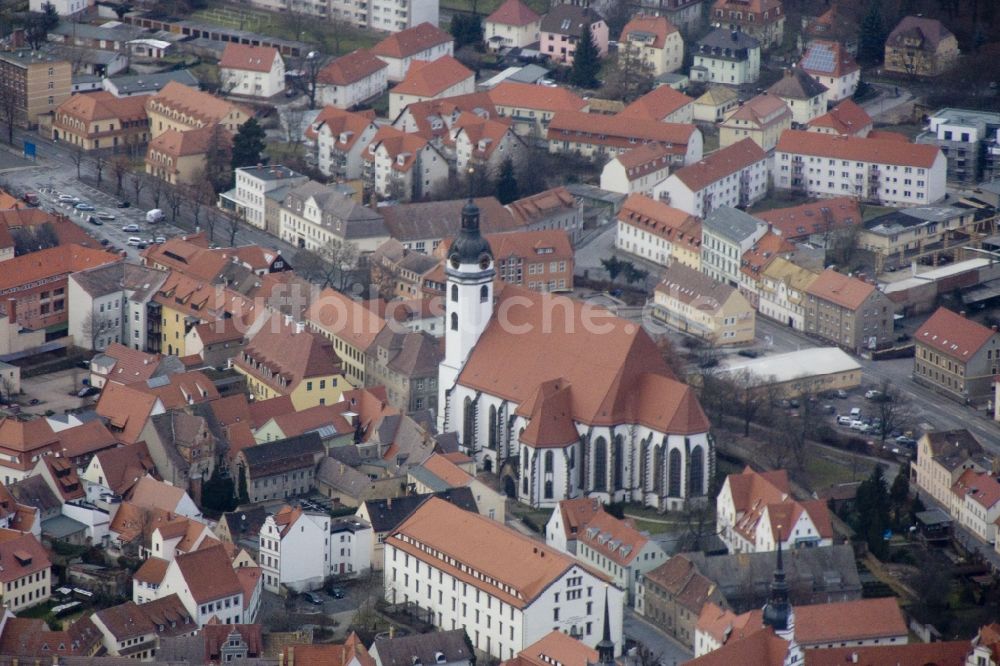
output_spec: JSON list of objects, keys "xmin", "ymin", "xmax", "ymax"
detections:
[{"xmin": 437, "ymin": 198, "xmax": 495, "ymax": 433}]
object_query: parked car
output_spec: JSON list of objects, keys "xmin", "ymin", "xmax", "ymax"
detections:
[
  {"xmin": 849, "ymin": 407, "xmax": 862, "ymax": 418},
  {"xmin": 116, "ymin": 201, "xmax": 131, "ymax": 208},
  {"xmin": 86, "ymin": 216, "xmax": 103, "ymax": 225},
  {"xmin": 737, "ymin": 349, "xmax": 759, "ymax": 358},
  {"xmin": 850, "ymin": 420, "xmax": 869, "ymax": 432},
  {"xmin": 836, "ymin": 389, "xmax": 849, "ymax": 399},
  {"xmin": 122, "ymin": 224, "xmax": 141, "ymax": 233},
  {"xmin": 822, "ymin": 404, "xmax": 836, "ymax": 414},
  {"xmin": 896, "ymin": 435, "xmax": 917, "ymax": 447},
  {"xmin": 153, "ymin": 236, "xmax": 166, "ymax": 244},
  {"xmin": 127, "ymin": 236, "xmax": 142, "ymax": 246},
  {"xmin": 146, "ymin": 209, "xmax": 164, "ymax": 224},
  {"xmin": 57, "ymin": 194, "xmax": 79, "ymax": 203},
  {"xmin": 329, "ymin": 587, "xmax": 345, "ymax": 599},
  {"xmin": 837, "ymin": 416, "xmax": 853, "ymax": 426},
  {"xmin": 303, "ymin": 592, "xmax": 323, "ymax": 605},
  {"xmin": 74, "ymin": 202, "xmax": 95, "ymax": 211},
  {"xmin": 865, "ymin": 389, "xmax": 882, "ymax": 400},
  {"xmin": 97, "ymin": 212, "xmax": 116, "ymax": 220}
]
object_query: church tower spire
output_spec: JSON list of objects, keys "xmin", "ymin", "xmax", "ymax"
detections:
[
  {"xmin": 762, "ymin": 529, "xmax": 791, "ymax": 633},
  {"xmin": 596, "ymin": 588, "xmax": 615, "ymax": 665},
  {"xmin": 437, "ymin": 181, "xmax": 495, "ymax": 435}
]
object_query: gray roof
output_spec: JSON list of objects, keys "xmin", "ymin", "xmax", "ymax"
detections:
[
  {"xmin": 923, "ymin": 429, "xmax": 990, "ymax": 472},
  {"xmin": 371, "ymin": 328, "xmax": 442, "ymax": 379},
  {"xmin": 71, "ymin": 262, "xmax": 168, "ymax": 301},
  {"xmin": 540, "ymin": 4, "xmax": 602, "ymax": 37},
  {"xmin": 407, "ymin": 465, "xmax": 451, "ymax": 493},
  {"xmin": 316, "ymin": 456, "xmax": 373, "ymax": 499},
  {"xmin": 508, "ymin": 64, "xmax": 549, "ymax": 83},
  {"xmin": 697, "ymin": 28, "xmax": 760, "ymax": 58},
  {"xmin": 240, "ymin": 432, "xmax": 324, "ymax": 477},
  {"xmin": 768, "ymin": 68, "xmax": 828, "ymax": 100},
  {"xmin": 398, "ymin": 252, "xmax": 440, "ymax": 274},
  {"xmin": 106, "ymin": 69, "xmax": 199, "ymax": 95},
  {"xmin": 380, "ymin": 197, "xmax": 514, "ymax": 241},
  {"xmin": 360, "ymin": 488, "xmax": 477, "ymax": 532},
  {"xmin": 284, "ymin": 181, "xmax": 387, "ymax": 240},
  {"xmin": 678, "ymin": 544, "xmax": 861, "ymax": 613},
  {"xmin": 42, "ymin": 514, "xmax": 89, "ymax": 539},
  {"xmin": 51, "ymin": 21, "xmax": 143, "ymax": 42},
  {"xmin": 703, "ymin": 206, "xmax": 764, "ymax": 243},
  {"xmin": 865, "ymin": 205, "xmax": 966, "ymax": 234},
  {"xmin": 10, "ymin": 475, "xmax": 62, "ymax": 513},
  {"xmin": 221, "ymin": 506, "xmax": 269, "ymax": 540},
  {"xmin": 236, "ymin": 165, "xmax": 305, "ymax": 182},
  {"xmin": 373, "ymin": 629, "xmax": 472, "ymax": 666}
]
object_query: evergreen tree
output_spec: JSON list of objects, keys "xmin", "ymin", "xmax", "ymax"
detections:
[
  {"xmin": 570, "ymin": 23, "xmax": 601, "ymax": 88},
  {"xmin": 231, "ymin": 117, "xmax": 266, "ymax": 171},
  {"xmin": 237, "ymin": 465, "xmax": 249, "ymax": 505},
  {"xmin": 495, "ymin": 157, "xmax": 519, "ymax": 204},
  {"xmin": 858, "ymin": 1, "xmax": 887, "ymax": 66},
  {"xmin": 855, "ymin": 464, "xmax": 891, "ymax": 558},
  {"xmin": 40, "ymin": 2, "xmax": 59, "ymax": 31},
  {"xmin": 450, "ymin": 14, "xmax": 484, "ymax": 50}
]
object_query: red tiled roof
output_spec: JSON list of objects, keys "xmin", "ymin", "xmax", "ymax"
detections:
[
  {"xmin": 548, "ymin": 112, "xmax": 697, "ymax": 153},
  {"xmin": 371, "ymin": 22, "xmax": 452, "ymax": 59},
  {"xmin": 0, "ymin": 243, "xmax": 120, "ymax": 292},
  {"xmin": 722, "ymin": 93, "xmax": 791, "ymax": 128},
  {"xmin": 802, "ymin": 642, "xmax": 971, "ymax": 666},
  {"xmin": 55, "ymin": 91, "xmax": 147, "ymax": 124},
  {"xmin": 670, "ymin": 138, "xmax": 765, "ymax": 192},
  {"xmin": 776, "ymin": 129, "xmax": 942, "ymax": 168},
  {"xmin": 147, "ymin": 126, "xmax": 218, "ymax": 159},
  {"xmin": 0, "ymin": 529, "xmax": 50, "ymax": 583},
  {"xmin": 577, "ymin": 508, "xmax": 649, "ymax": 565},
  {"xmin": 364, "ymin": 125, "xmax": 432, "ymax": 173},
  {"xmin": 915, "ymin": 307, "xmax": 997, "ymax": 360},
  {"xmin": 617, "ymin": 194, "xmax": 701, "ymax": 249},
  {"xmin": 755, "ymin": 196, "xmax": 859, "ymax": 239},
  {"xmin": 504, "ymin": 631, "xmax": 597, "ymax": 666},
  {"xmin": 614, "ymin": 143, "xmax": 674, "ymax": 182},
  {"xmin": 805, "ymin": 268, "xmax": 877, "ymax": 310},
  {"xmin": 318, "ymin": 49, "xmax": 387, "ymax": 86},
  {"xmin": 392, "ymin": 56, "xmax": 473, "ymax": 98},
  {"xmin": 488, "ymin": 81, "xmax": 588, "ymax": 114},
  {"xmin": 486, "ymin": 0, "xmax": 540, "ymax": 26},
  {"xmin": 687, "ymin": 626, "xmax": 787, "ymax": 666},
  {"xmin": 621, "ymin": 15, "xmax": 676, "ymax": 49},
  {"xmin": 219, "ymin": 43, "xmax": 279, "ymax": 73},
  {"xmin": 887, "ymin": 15, "xmax": 955, "ymax": 50},
  {"xmin": 952, "ymin": 468, "xmax": 1000, "ymax": 510},
  {"xmin": 619, "ymin": 84, "xmax": 692, "ymax": 121},
  {"xmin": 740, "ymin": 230, "xmax": 794, "ymax": 280},
  {"xmin": 794, "ymin": 597, "xmax": 907, "ymax": 644},
  {"xmin": 173, "ymin": 544, "xmax": 242, "ymax": 603},
  {"xmin": 808, "ymin": 99, "xmax": 873, "ymax": 136},
  {"xmin": 307, "ymin": 105, "xmax": 376, "ymax": 143}
]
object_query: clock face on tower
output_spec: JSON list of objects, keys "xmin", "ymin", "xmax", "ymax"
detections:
[{"xmin": 479, "ymin": 255, "xmax": 492, "ymax": 270}]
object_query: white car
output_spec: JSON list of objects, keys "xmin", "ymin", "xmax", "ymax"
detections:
[
  {"xmin": 837, "ymin": 416, "xmax": 853, "ymax": 426},
  {"xmin": 122, "ymin": 223, "xmax": 141, "ymax": 233},
  {"xmin": 58, "ymin": 194, "xmax": 79, "ymax": 203},
  {"xmin": 850, "ymin": 420, "xmax": 869, "ymax": 432},
  {"xmin": 865, "ymin": 389, "xmax": 882, "ymax": 400},
  {"xmin": 97, "ymin": 212, "xmax": 116, "ymax": 221},
  {"xmin": 127, "ymin": 236, "xmax": 142, "ymax": 246}
]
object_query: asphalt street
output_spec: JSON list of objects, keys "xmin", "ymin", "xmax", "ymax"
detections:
[{"xmin": 624, "ymin": 609, "xmax": 691, "ymax": 666}]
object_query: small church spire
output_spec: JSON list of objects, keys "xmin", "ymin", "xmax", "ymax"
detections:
[
  {"xmin": 597, "ymin": 587, "xmax": 615, "ymax": 665},
  {"xmin": 762, "ymin": 528, "xmax": 791, "ymax": 632}
]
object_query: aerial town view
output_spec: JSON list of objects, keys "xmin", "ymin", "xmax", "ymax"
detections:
[{"xmin": 0, "ymin": 0, "xmax": 998, "ymax": 662}]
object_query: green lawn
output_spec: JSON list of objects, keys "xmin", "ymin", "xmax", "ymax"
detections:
[
  {"xmin": 746, "ymin": 189, "xmax": 814, "ymax": 214},
  {"xmin": 803, "ymin": 448, "xmax": 874, "ymax": 492}
]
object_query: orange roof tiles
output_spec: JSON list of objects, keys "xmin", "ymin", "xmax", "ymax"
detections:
[
  {"xmin": 147, "ymin": 81, "xmax": 249, "ymax": 129},
  {"xmin": 318, "ymin": 49, "xmax": 387, "ymax": 86},
  {"xmin": 776, "ymin": 129, "xmax": 942, "ymax": 168},
  {"xmin": 393, "ymin": 56, "xmax": 473, "ymax": 98},
  {"xmin": 450, "ymin": 112, "xmax": 516, "ymax": 159},
  {"xmin": 219, "ymin": 43, "xmax": 279, "ymax": 73},
  {"xmin": 952, "ymin": 468, "xmax": 1000, "ymax": 510},
  {"xmin": 388, "ymin": 497, "xmax": 600, "ymax": 608},
  {"xmin": 799, "ymin": 40, "xmax": 859, "ymax": 78},
  {"xmin": 0, "ymin": 529, "xmax": 50, "ymax": 583},
  {"xmin": 687, "ymin": 625, "xmax": 787, "ymax": 666},
  {"xmin": 915, "ymin": 307, "xmax": 998, "ymax": 361},
  {"xmin": 129, "ymin": 476, "xmax": 187, "ymax": 513},
  {"xmin": 486, "ymin": 0, "xmax": 540, "ymax": 26},
  {"xmin": 722, "ymin": 93, "xmax": 791, "ymax": 127},
  {"xmin": 808, "ymin": 99, "xmax": 873, "ymax": 136},
  {"xmin": 307, "ymin": 287, "xmax": 387, "ymax": 351},
  {"xmin": 505, "ymin": 631, "xmax": 597, "ymax": 666},
  {"xmin": 0, "ymin": 243, "xmax": 120, "ymax": 292},
  {"xmin": 671, "ymin": 138, "xmax": 766, "ymax": 192},
  {"xmin": 147, "ymin": 126, "xmax": 217, "ymax": 159},
  {"xmin": 421, "ymin": 453, "xmax": 475, "ymax": 487},
  {"xmin": 0, "ymin": 417, "xmax": 58, "ymax": 454},
  {"xmin": 805, "ymin": 268, "xmax": 877, "ymax": 310},
  {"xmin": 741, "ymin": 231, "xmax": 794, "ymax": 280},
  {"xmin": 794, "ymin": 597, "xmax": 907, "ymax": 644},
  {"xmin": 396, "ymin": 92, "xmax": 497, "ymax": 139},
  {"xmin": 548, "ymin": 112, "xmax": 697, "ymax": 153},
  {"xmin": 614, "ymin": 143, "xmax": 674, "ymax": 181},
  {"xmin": 754, "ymin": 196, "xmax": 859, "ymax": 239},
  {"xmin": 173, "ymin": 544, "xmax": 242, "ymax": 603},
  {"xmin": 235, "ymin": 312, "xmax": 343, "ymax": 393},
  {"xmin": 577, "ymin": 509, "xmax": 648, "ymax": 565},
  {"xmin": 371, "ymin": 22, "xmax": 452, "ymax": 59},
  {"xmin": 134, "ymin": 555, "xmax": 169, "ymax": 584},
  {"xmin": 281, "ymin": 633, "xmax": 375, "ymax": 666},
  {"xmin": 621, "ymin": 15, "xmax": 676, "ymax": 49},
  {"xmin": 617, "ymin": 194, "xmax": 702, "ymax": 249},
  {"xmin": 96, "ymin": 382, "xmax": 161, "ymax": 444},
  {"xmin": 364, "ymin": 125, "xmax": 432, "ymax": 173},
  {"xmin": 54, "ymin": 91, "xmax": 147, "ymax": 125},
  {"xmin": 517, "ymin": 379, "xmax": 582, "ymax": 447},
  {"xmin": 488, "ymin": 81, "xmax": 588, "ymax": 114},
  {"xmin": 619, "ymin": 85, "xmax": 692, "ymax": 121},
  {"xmin": 802, "ymin": 642, "xmax": 971, "ymax": 666},
  {"xmin": 555, "ymin": 498, "xmax": 601, "ymax": 542}
]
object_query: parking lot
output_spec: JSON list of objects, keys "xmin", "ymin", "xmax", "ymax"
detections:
[
  {"xmin": 812, "ymin": 385, "xmax": 918, "ymax": 456},
  {"xmin": 17, "ymin": 367, "xmax": 94, "ymax": 416}
]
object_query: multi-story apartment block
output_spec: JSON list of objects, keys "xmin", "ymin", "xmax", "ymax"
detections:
[
  {"xmin": 384, "ymin": 497, "xmax": 625, "ymax": 660},
  {"xmin": 690, "ymin": 28, "xmax": 760, "ymax": 85},
  {"xmin": 620, "ymin": 15, "xmax": 684, "ymax": 76},
  {"xmin": 547, "ymin": 112, "xmax": 702, "ymax": 165},
  {"xmin": 279, "ymin": 180, "xmax": 388, "ymax": 252},
  {"xmin": 451, "ymin": 113, "xmax": 527, "ymax": 177},
  {"xmin": 0, "ymin": 50, "xmax": 72, "ymax": 129},
  {"xmin": 773, "ymin": 130, "xmax": 947, "ymax": 206},
  {"xmin": 388, "ymin": 56, "xmax": 475, "ymax": 120},
  {"xmin": 600, "ymin": 144, "xmax": 674, "ymax": 196},
  {"xmin": 311, "ymin": 107, "xmax": 380, "ymax": 180},
  {"xmin": 951, "ymin": 469, "xmax": 1000, "ymax": 544},
  {"xmin": 371, "ymin": 23, "xmax": 453, "ymax": 82},
  {"xmin": 913, "ymin": 307, "xmax": 1000, "ymax": 404},
  {"xmin": 916, "ymin": 108, "xmax": 1000, "ymax": 185},
  {"xmin": 914, "ymin": 429, "xmax": 991, "ymax": 511},
  {"xmin": 51, "ymin": 92, "xmax": 149, "ymax": 151},
  {"xmin": 766, "ymin": 68, "xmax": 827, "ymax": 126},
  {"xmin": 484, "ymin": 0, "xmax": 541, "ymax": 52},
  {"xmin": 803, "ymin": 268, "xmax": 895, "ymax": 353},
  {"xmin": 145, "ymin": 81, "xmax": 250, "ymax": 139},
  {"xmin": 219, "ymin": 44, "xmax": 285, "ymax": 98},
  {"xmin": 718, "ymin": 93, "xmax": 791, "ymax": 152},
  {"xmin": 700, "ymin": 206, "xmax": 767, "ymax": 287},
  {"xmin": 884, "ymin": 15, "xmax": 959, "ymax": 78},
  {"xmin": 363, "ymin": 126, "xmax": 449, "ymax": 202},
  {"xmin": 652, "ymin": 263, "xmax": 755, "ymax": 345},
  {"xmin": 575, "ymin": 509, "xmax": 667, "ymax": 605},
  {"xmin": 259, "ymin": 505, "xmax": 330, "ymax": 593},
  {"xmin": 620, "ymin": 85, "xmax": 694, "ymax": 124},
  {"xmin": 653, "ymin": 138, "xmax": 767, "ymax": 217},
  {"xmin": 144, "ymin": 127, "xmax": 216, "ymax": 186},
  {"xmin": 860, "ymin": 203, "xmax": 979, "ymax": 273},
  {"xmin": 68, "ymin": 262, "xmax": 168, "ymax": 352},
  {"xmin": 710, "ymin": 0, "xmax": 784, "ymax": 50},
  {"xmin": 488, "ymin": 82, "xmax": 589, "ymax": 137},
  {"xmin": 539, "ymin": 5, "xmax": 609, "ymax": 66},
  {"xmin": 222, "ymin": 165, "xmax": 308, "ymax": 233},
  {"xmin": 316, "ymin": 50, "xmax": 388, "ymax": 110},
  {"xmin": 616, "ymin": 194, "xmax": 702, "ymax": 269},
  {"xmin": 306, "ymin": 287, "xmax": 386, "ymax": 387},
  {"xmin": 0, "ymin": 530, "xmax": 52, "ymax": 612}
]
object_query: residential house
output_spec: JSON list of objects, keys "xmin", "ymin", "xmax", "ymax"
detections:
[
  {"xmin": 799, "ymin": 41, "xmax": 859, "ymax": 103},
  {"xmin": 600, "ymin": 143, "xmax": 674, "ymax": 196},
  {"xmin": 757, "ymin": 257, "xmax": 819, "ymax": 330},
  {"xmin": 363, "ymin": 126, "xmax": 450, "ymax": 201},
  {"xmin": 860, "ymin": 204, "xmax": 980, "ymax": 273},
  {"xmin": 450, "ymin": 113, "xmax": 527, "ymax": 177},
  {"xmin": 640, "ymin": 556, "xmax": 727, "ymax": 649},
  {"xmin": 615, "ymin": 194, "xmax": 702, "ymax": 269},
  {"xmin": 719, "ymin": 93, "xmax": 792, "ymax": 151},
  {"xmin": 371, "ymin": 23, "xmax": 454, "ymax": 83},
  {"xmin": 484, "ymin": 0, "xmax": 541, "ymax": 52},
  {"xmin": 234, "ymin": 313, "xmax": 348, "ymax": 409},
  {"xmin": 259, "ymin": 505, "xmax": 329, "ymax": 593},
  {"xmin": 693, "ymin": 86, "xmax": 739, "ymax": 123},
  {"xmin": 307, "ymin": 287, "xmax": 386, "ymax": 387},
  {"xmin": 807, "ymin": 99, "xmax": 873, "ymax": 137},
  {"xmin": 772, "ymin": 130, "xmax": 947, "ymax": 206},
  {"xmin": 915, "ymin": 429, "xmax": 991, "ymax": 510},
  {"xmin": 737, "ymin": 230, "xmax": 795, "ymax": 307},
  {"xmin": 370, "ymin": 240, "xmax": 444, "ymax": 299},
  {"xmin": 407, "ymin": 452, "xmax": 506, "ymax": 522},
  {"xmin": 0, "ymin": 50, "xmax": 72, "ymax": 129},
  {"xmin": 391, "ymin": 92, "xmax": 498, "ymax": 144},
  {"xmin": 384, "ymin": 497, "xmax": 624, "ymax": 660},
  {"xmin": 51, "ymin": 92, "xmax": 149, "ymax": 151},
  {"xmin": 388, "ymin": 56, "xmax": 475, "ymax": 120},
  {"xmin": 546, "ymin": 111, "xmax": 703, "ymax": 165},
  {"xmin": 653, "ymin": 138, "xmax": 767, "ymax": 217},
  {"xmin": 913, "ymin": 307, "xmax": 1000, "ymax": 404},
  {"xmin": 652, "ymin": 263, "xmax": 755, "ymax": 345},
  {"xmin": 700, "ymin": 206, "xmax": 767, "ymax": 286},
  {"xmin": 233, "ymin": 433, "xmax": 326, "ymax": 504},
  {"xmin": 144, "ymin": 127, "xmax": 217, "ymax": 186},
  {"xmin": 539, "ymin": 5, "xmax": 609, "ymax": 66},
  {"xmin": 803, "ymin": 268, "xmax": 895, "ymax": 353},
  {"xmin": 0, "ymin": 529, "xmax": 52, "ymax": 612},
  {"xmin": 30, "ymin": 0, "xmax": 90, "ymax": 14},
  {"xmin": 68, "ymin": 262, "xmax": 169, "ymax": 353},
  {"xmin": 0, "ymin": 616, "xmax": 102, "ymax": 660},
  {"xmin": 884, "ymin": 16, "xmax": 959, "ymax": 77},
  {"xmin": 505, "ymin": 187, "xmax": 583, "ymax": 241},
  {"xmin": 951, "ymin": 469, "xmax": 1000, "ymax": 544},
  {"xmin": 620, "ymin": 15, "xmax": 684, "ymax": 76},
  {"xmin": 619, "ymin": 85, "xmax": 695, "ymax": 124},
  {"xmin": 690, "ymin": 29, "xmax": 761, "ymax": 86},
  {"xmin": 81, "ymin": 442, "xmax": 157, "ymax": 499},
  {"xmin": 278, "ymin": 180, "xmax": 388, "ymax": 253},
  {"xmin": 545, "ymin": 497, "xmax": 601, "ymax": 555},
  {"xmin": 145, "ymin": 81, "xmax": 250, "ymax": 139},
  {"xmin": 371, "ymin": 629, "xmax": 473, "ymax": 666},
  {"xmin": 91, "ymin": 595, "xmax": 197, "ymax": 659},
  {"xmin": 220, "ymin": 165, "xmax": 308, "ymax": 234},
  {"xmin": 317, "ymin": 50, "xmax": 389, "ymax": 110},
  {"xmin": 312, "ymin": 107, "xmax": 380, "ymax": 180},
  {"xmin": 766, "ymin": 68, "xmax": 828, "ymax": 126},
  {"xmin": 710, "ymin": 0, "xmax": 784, "ymax": 49},
  {"xmin": 575, "ymin": 508, "xmax": 667, "ymax": 605},
  {"xmin": 916, "ymin": 108, "xmax": 1000, "ymax": 185},
  {"xmin": 366, "ymin": 328, "xmax": 443, "ymax": 414},
  {"xmin": 279, "ymin": 632, "xmax": 374, "ymax": 666},
  {"xmin": 488, "ymin": 81, "xmax": 589, "ymax": 137},
  {"xmin": 716, "ymin": 467, "xmax": 833, "ymax": 553},
  {"xmin": 219, "ymin": 44, "xmax": 285, "ymax": 98},
  {"xmin": 153, "ymin": 545, "xmax": 253, "ymax": 627},
  {"xmin": 754, "ymin": 196, "xmax": 860, "ymax": 241}
]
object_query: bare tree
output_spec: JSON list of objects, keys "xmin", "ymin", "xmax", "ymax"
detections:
[
  {"xmin": 603, "ymin": 43, "xmax": 656, "ymax": 102},
  {"xmin": 111, "ymin": 156, "xmax": 130, "ymax": 196},
  {"xmin": 317, "ymin": 236, "xmax": 360, "ymax": 291},
  {"xmin": 0, "ymin": 91, "xmax": 17, "ymax": 145},
  {"xmin": 204, "ymin": 207, "xmax": 219, "ymax": 242},
  {"xmin": 297, "ymin": 51, "xmax": 328, "ymax": 110},
  {"xmin": 78, "ymin": 309, "xmax": 100, "ymax": 350},
  {"xmin": 0, "ymin": 372, "xmax": 16, "ymax": 403},
  {"xmin": 164, "ymin": 184, "xmax": 184, "ymax": 223},
  {"xmin": 70, "ymin": 145, "xmax": 85, "ymax": 179},
  {"xmin": 873, "ymin": 378, "xmax": 913, "ymax": 443},
  {"xmin": 727, "ymin": 369, "xmax": 774, "ymax": 437},
  {"xmin": 131, "ymin": 172, "xmax": 147, "ymax": 207},
  {"xmin": 281, "ymin": 104, "xmax": 308, "ymax": 154},
  {"xmin": 94, "ymin": 151, "xmax": 106, "ymax": 187},
  {"xmin": 227, "ymin": 209, "xmax": 243, "ymax": 246},
  {"xmin": 149, "ymin": 176, "xmax": 164, "ymax": 209}
]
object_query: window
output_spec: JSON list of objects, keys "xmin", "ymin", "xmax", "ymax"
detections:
[
  {"xmin": 451, "ymin": 284, "xmax": 458, "ymax": 302},
  {"xmin": 480, "ymin": 285, "xmax": 488, "ymax": 303},
  {"xmin": 451, "ymin": 312, "xmax": 458, "ymax": 330}
]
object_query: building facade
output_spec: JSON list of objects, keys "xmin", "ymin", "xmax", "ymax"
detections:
[
  {"xmin": 0, "ymin": 51, "xmax": 72, "ymax": 129},
  {"xmin": 913, "ymin": 307, "xmax": 1000, "ymax": 404},
  {"xmin": 700, "ymin": 207, "xmax": 767, "ymax": 287},
  {"xmin": 803, "ymin": 269, "xmax": 895, "ymax": 353}
]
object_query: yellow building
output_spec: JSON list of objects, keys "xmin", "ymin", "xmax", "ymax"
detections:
[
  {"xmin": 145, "ymin": 81, "xmax": 250, "ymax": 139},
  {"xmin": 0, "ymin": 50, "xmax": 71, "ymax": 129},
  {"xmin": 652, "ymin": 263, "xmax": 755, "ymax": 346},
  {"xmin": 52, "ymin": 92, "xmax": 149, "ymax": 151},
  {"xmin": 234, "ymin": 313, "xmax": 347, "ymax": 409},
  {"xmin": 884, "ymin": 16, "xmax": 959, "ymax": 78},
  {"xmin": 719, "ymin": 93, "xmax": 792, "ymax": 152},
  {"xmin": 145, "ymin": 127, "xmax": 215, "ymax": 186},
  {"xmin": 720, "ymin": 347, "xmax": 862, "ymax": 398},
  {"xmin": 306, "ymin": 287, "xmax": 386, "ymax": 388},
  {"xmin": 152, "ymin": 271, "xmax": 259, "ymax": 357}
]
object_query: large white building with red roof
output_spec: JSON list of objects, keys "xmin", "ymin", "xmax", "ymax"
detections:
[
  {"xmin": 716, "ymin": 467, "xmax": 833, "ymax": 553},
  {"xmin": 653, "ymin": 138, "xmax": 767, "ymax": 217},
  {"xmin": 316, "ymin": 49, "xmax": 388, "ymax": 110},
  {"xmin": 773, "ymin": 130, "xmax": 947, "ymax": 206},
  {"xmin": 218, "ymin": 43, "xmax": 285, "ymax": 98},
  {"xmin": 388, "ymin": 56, "xmax": 475, "ymax": 120},
  {"xmin": 437, "ymin": 200, "xmax": 713, "ymax": 511},
  {"xmin": 371, "ymin": 23, "xmax": 453, "ymax": 82},
  {"xmin": 312, "ymin": 107, "xmax": 380, "ymax": 180}
]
